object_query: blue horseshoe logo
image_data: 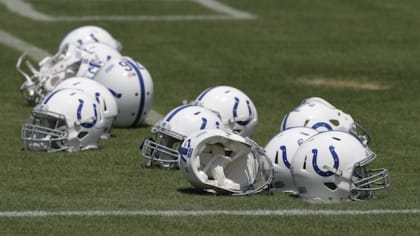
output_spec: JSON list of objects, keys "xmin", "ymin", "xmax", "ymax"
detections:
[
  {"xmin": 233, "ymin": 97, "xmax": 252, "ymax": 126},
  {"xmin": 280, "ymin": 145, "xmax": 292, "ymax": 169},
  {"xmin": 312, "ymin": 145, "xmax": 340, "ymax": 177},
  {"xmin": 77, "ymin": 99, "xmax": 98, "ymax": 128},
  {"xmin": 179, "ymin": 138, "xmax": 192, "ymax": 163}
]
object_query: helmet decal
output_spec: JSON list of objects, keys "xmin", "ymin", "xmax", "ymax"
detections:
[
  {"xmin": 280, "ymin": 145, "xmax": 291, "ymax": 169},
  {"xmin": 312, "ymin": 145, "xmax": 340, "ymax": 177},
  {"xmin": 312, "ymin": 122, "xmax": 333, "ymax": 131},
  {"xmin": 77, "ymin": 99, "xmax": 98, "ymax": 128},
  {"xmin": 233, "ymin": 97, "xmax": 252, "ymax": 126},
  {"xmin": 87, "ymin": 61, "xmax": 101, "ymax": 74},
  {"xmin": 179, "ymin": 138, "xmax": 192, "ymax": 162}
]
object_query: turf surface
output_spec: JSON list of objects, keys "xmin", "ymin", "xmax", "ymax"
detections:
[{"xmin": 1, "ymin": 0, "xmax": 420, "ymax": 235}]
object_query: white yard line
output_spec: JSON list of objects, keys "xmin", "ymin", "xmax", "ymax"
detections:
[
  {"xmin": 0, "ymin": 0, "xmax": 255, "ymax": 21},
  {"xmin": 0, "ymin": 0, "xmax": 53, "ymax": 21},
  {"xmin": 0, "ymin": 29, "xmax": 50, "ymax": 61},
  {"xmin": 0, "ymin": 209, "xmax": 419, "ymax": 217},
  {"xmin": 194, "ymin": 0, "xmax": 255, "ymax": 19}
]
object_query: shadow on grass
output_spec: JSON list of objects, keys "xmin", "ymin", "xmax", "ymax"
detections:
[{"xmin": 177, "ymin": 187, "xmax": 218, "ymax": 196}]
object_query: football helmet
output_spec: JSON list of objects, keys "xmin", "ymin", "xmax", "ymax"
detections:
[
  {"xmin": 22, "ymin": 88, "xmax": 105, "ymax": 152},
  {"xmin": 54, "ymin": 77, "xmax": 118, "ymax": 139},
  {"xmin": 93, "ymin": 56, "xmax": 153, "ymax": 128},
  {"xmin": 82, "ymin": 42, "xmax": 122, "ymax": 64},
  {"xmin": 141, "ymin": 104, "xmax": 223, "ymax": 169},
  {"xmin": 58, "ymin": 25, "xmax": 122, "ymax": 52},
  {"xmin": 264, "ymin": 127, "xmax": 318, "ymax": 193},
  {"xmin": 178, "ymin": 128, "xmax": 273, "ymax": 195},
  {"xmin": 17, "ymin": 42, "xmax": 121, "ymax": 105},
  {"xmin": 291, "ymin": 131, "xmax": 390, "ymax": 201},
  {"xmin": 193, "ymin": 85, "xmax": 258, "ymax": 137},
  {"xmin": 280, "ymin": 97, "xmax": 371, "ymax": 145}
]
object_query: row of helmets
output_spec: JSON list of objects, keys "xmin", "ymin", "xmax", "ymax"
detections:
[
  {"xmin": 18, "ymin": 25, "xmax": 153, "ymax": 152},
  {"xmin": 16, "ymin": 25, "xmax": 391, "ymax": 202},
  {"xmin": 139, "ymin": 88, "xmax": 391, "ymax": 202}
]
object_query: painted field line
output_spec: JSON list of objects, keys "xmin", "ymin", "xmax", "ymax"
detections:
[
  {"xmin": 0, "ymin": 209, "xmax": 420, "ymax": 217},
  {"xmin": 0, "ymin": 29, "xmax": 50, "ymax": 61},
  {"xmin": 0, "ymin": 0, "xmax": 255, "ymax": 21},
  {"xmin": 194, "ymin": 0, "xmax": 255, "ymax": 19}
]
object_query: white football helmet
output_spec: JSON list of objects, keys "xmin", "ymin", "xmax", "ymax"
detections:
[
  {"xmin": 22, "ymin": 88, "xmax": 105, "ymax": 152},
  {"xmin": 17, "ymin": 43, "xmax": 121, "ymax": 105},
  {"xmin": 179, "ymin": 129, "xmax": 273, "ymax": 195},
  {"xmin": 280, "ymin": 97, "xmax": 370, "ymax": 145},
  {"xmin": 93, "ymin": 56, "xmax": 153, "ymax": 128},
  {"xmin": 291, "ymin": 131, "xmax": 390, "ymax": 201},
  {"xmin": 54, "ymin": 77, "xmax": 118, "ymax": 139},
  {"xmin": 58, "ymin": 25, "xmax": 122, "ymax": 52},
  {"xmin": 194, "ymin": 85, "xmax": 258, "ymax": 137},
  {"xmin": 141, "ymin": 104, "xmax": 223, "ymax": 169},
  {"xmin": 264, "ymin": 127, "xmax": 318, "ymax": 193},
  {"xmin": 82, "ymin": 42, "xmax": 122, "ymax": 64}
]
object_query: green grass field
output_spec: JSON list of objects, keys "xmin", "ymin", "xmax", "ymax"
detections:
[{"xmin": 1, "ymin": 0, "xmax": 420, "ymax": 235}]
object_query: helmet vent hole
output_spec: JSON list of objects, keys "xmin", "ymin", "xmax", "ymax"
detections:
[
  {"xmin": 324, "ymin": 182, "xmax": 337, "ymax": 190},
  {"xmin": 332, "ymin": 137, "xmax": 341, "ymax": 141},
  {"xmin": 77, "ymin": 131, "xmax": 88, "ymax": 139},
  {"xmin": 194, "ymin": 112, "xmax": 201, "ymax": 115},
  {"xmin": 274, "ymin": 151, "xmax": 279, "ymax": 164},
  {"xmin": 329, "ymin": 119, "xmax": 340, "ymax": 126}
]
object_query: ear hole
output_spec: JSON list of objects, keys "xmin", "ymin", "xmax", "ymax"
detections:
[
  {"xmin": 324, "ymin": 182, "xmax": 338, "ymax": 190},
  {"xmin": 329, "ymin": 119, "xmax": 340, "ymax": 126},
  {"xmin": 271, "ymin": 180, "xmax": 285, "ymax": 189},
  {"xmin": 77, "ymin": 131, "xmax": 88, "ymax": 139},
  {"xmin": 297, "ymin": 186, "xmax": 307, "ymax": 194}
]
